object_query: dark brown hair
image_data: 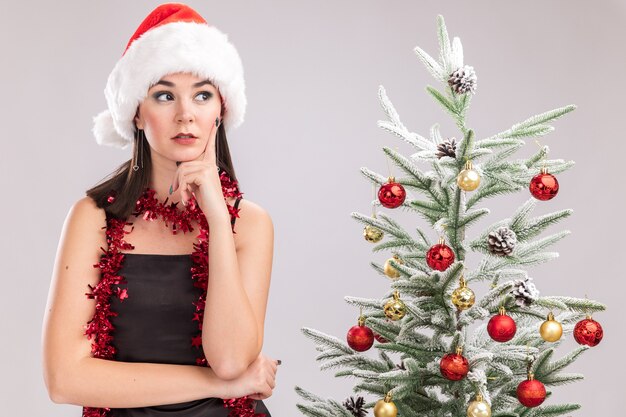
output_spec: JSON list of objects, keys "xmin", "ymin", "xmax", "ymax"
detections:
[{"xmin": 86, "ymin": 122, "xmax": 237, "ymax": 220}]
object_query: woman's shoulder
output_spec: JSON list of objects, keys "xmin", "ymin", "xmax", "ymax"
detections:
[
  {"xmin": 72, "ymin": 195, "xmax": 107, "ymax": 220},
  {"xmin": 56, "ymin": 196, "xmax": 109, "ymax": 262},
  {"xmin": 232, "ymin": 197, "xmax": 271, "ymax": 223},
  {"xmin": 65, "ymin": 195, "xmax": 108, "ymax": 235},
  {"xmin": 230, "ymin": 198, "xmax": 273, "ymax": 243}
]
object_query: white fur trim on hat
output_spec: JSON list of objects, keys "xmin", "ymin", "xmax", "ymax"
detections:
[{"xmin": 93, "ymin": 21, "xmax": 246, "ymax": 148}]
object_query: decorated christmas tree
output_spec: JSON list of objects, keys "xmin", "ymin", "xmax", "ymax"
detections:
[{"xmin": 295, "ymin": 15, "xmax": 606, "ymax": 417}]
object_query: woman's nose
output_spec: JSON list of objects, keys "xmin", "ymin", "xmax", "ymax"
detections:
[{"xmin": 175, "ymin": 101, "xmax": 195, "ymax": 124}]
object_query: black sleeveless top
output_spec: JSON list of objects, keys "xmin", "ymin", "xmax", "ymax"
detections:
[{"xmin": 105, "ymin": 197, "xmax": 271, "ymax": 416}]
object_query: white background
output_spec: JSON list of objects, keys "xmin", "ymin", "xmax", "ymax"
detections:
[{"xmin": 1, "ymin": 0, "xmax": 624, "ymax": 415}]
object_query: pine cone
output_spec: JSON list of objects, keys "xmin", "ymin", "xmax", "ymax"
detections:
[
  {"xmin": 511, "ymin": 277, "xmax": 540, "ymax": 307},
  {"xmin": 448, "ymin": 65, "xmax": 477, "ymax": 94},
  {"xmin": 487, "ymin": 227, "xmax": 517, "ymax": 256},
  {"xmin": 343, "ymin": 396, "xmax": 367, "ymax": 417},
  {"xmin": 436, "ymin": 137, "xmax": 457, "ymax": 159}
]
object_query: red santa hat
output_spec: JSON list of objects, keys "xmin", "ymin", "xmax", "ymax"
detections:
[{"xmin": 93, "ymin": 3, "xmax": 246, "ymax": 149}]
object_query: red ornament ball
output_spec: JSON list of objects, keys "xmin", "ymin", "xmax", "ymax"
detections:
[
  {"xmin": 529, "ymin": 171, "xmax": 559, "ymax": 201},
  {"xmin": 373, "ymin": 332, "xmax": 388, "ymax": 343},
  {"xmin": 487, "ymin": 311, "xmax": 517, "ymax": 342},
  {"xmin": 378, "ymin": 180, "xmax": 406, "ymax": 208},
  {"xmin": 574, "ymin": 317, "xmax": 604, "ymax": 347},
  {"xmin": 347, "ymin": 324, "xmax": 374, "ymax": 352},
  {"xmin": 439, "ymin": 352, "xmax": 469, "ymax": 381},
  {"xmin": 517, "ymin": 377, "xmax": 546, "ymax": 407},
  {"xmin": 426, "ymin": 243, "xmax": 455, "ymax": 271}
]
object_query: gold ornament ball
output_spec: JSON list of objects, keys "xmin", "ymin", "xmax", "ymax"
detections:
[
  {"xmin": 364, "ymin": 225, "xmax": 384, "ymax": 243},
  {"xmin": 384, "ymin": 293, "xmax": 406, "ymax": 321},
  {"xmin": 457, "ymin": 161, "xmax": 481, "ymax": 191},
  {"xmin": 540, "ymin": 312, "xmax": 563, "ymax": 342},
  {"xmin": 374, "ymin": 397, "xmax": 398, "ymax": 417},
  {"xmin": 467, "ymin": 396, "xmax": 491, "ymax": 417},
  {"xmin": 452, "ymin": 280, "xmax": 475, "ymax": 311},
  {"xmin": 384, "ymin": 256, "xmax": 404, "ymax": 279}
]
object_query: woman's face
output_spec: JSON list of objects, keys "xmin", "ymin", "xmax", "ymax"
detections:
[{"xmin": 134, "ymin": 72, "xmax": 223, "ymax": 164}]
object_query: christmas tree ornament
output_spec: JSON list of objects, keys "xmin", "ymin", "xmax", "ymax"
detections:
[
  {"xmin": 487, "ymin": 227, "xmax": 517, "ymax": 256},
  {"xmin": 374, "ymin": 332, "xmax": 389, "ymax": 343},
  {"xmin": 364, "ymin": 224, "xmax": 384, "ymax": 243},
  {"xmin": 440, "ymin": 346, "xmax": 469, "ymax": 381},
  {"xmin": 529, "ymin": 167, "xmax": 559, "ymax": 201},
  {"xmin": 511, "ymin": 277, "xmax": 540, "ymax": 307},
  {"xmin": 346, "ymin": 315, "xmax": 375, "ymax": 352},
  {"xmin": 365, "ymin": 189, "xmax": 385, "ymax": 242},
  {"xmin": 343, "ymin": 396, "xmax": 367, "ymax": 417},
  {"xmin": 487, "ymin": 306, "xmax": 517, "ymax": 342},
  {"xmin": 373, "ymin": 392, "xmax": 398, "ymax": 417},
  {"xmin": 517, "ymin": 373, "xmax": 546, "ymax": 407},
  {"xmin": 426, "ymin": 237, "xmax": 455, "ymax": 271},
  {"xmin": 539, "ymin": 312, "xmax": 563, "ymax": 342},
  {"xmin": 383, "ymin": 291, "xmax": 406, "ymax": 321},
  {"xmin": 378, "ymin": 176, "xmax": 406, "ymax": 208},
  {"xmin": 436, "ymin": 137, "xmax": 457, "ymax": 159},
  {"xmin": 452, "ymin": 276, "xmax": 475, "ymax": 311},
  {"xmin": 384, "ymin": 255, "xmax": 404, "ymax": 279},
  {"xmin": 448, "ymin": 65, "xmax": 477, "ymax": 94},
  {"xmin": 374, "ymin": 318, "xmax": 392, "ymax": 343},
  {"xmin": 467, "ymin": 393, "xmax": 491, "ymax": 417},
  {"xmin": 573, "ymin": 315, "xmax": 603, "ymax": 347},
  {"xmin": 457, "ymin": 160, "xmax": 481, "ymax": 191}
]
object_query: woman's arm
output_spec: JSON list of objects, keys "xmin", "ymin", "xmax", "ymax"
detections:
[
  {"xmin": 42, "ymin": 197, "xmax": 231, "ymax": 406},
  {"xmin": 202, "ymin": 200, "xmax": 274, "ymax": 380},
  {"xmin": 52, "ymin": 358, "xmax": 228, "ymax": 407}
]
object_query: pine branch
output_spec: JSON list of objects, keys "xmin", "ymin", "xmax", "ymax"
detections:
[
  {"xmin": 483, "ymin": 105, "xmax": 576, "ymax": 142},
  {"xmin": 534, "ymin": 296, "xmax": 606, "ymax": 313},
  {"xmin": 414, "ymin": 46, "xmax": 446, "ymax": 83},
  {"xmin": 301, "ymin": 328, "xmax": 354, "ymax": 355},
  {"xmin": 344, "ymin": 295, "xmax": 389, "ymax": 311},
  {"xmin": 436, "ymin": 14, "xmax": 453, "ymax": 74},
  {"xmin": 295, "ymin": 386, "xmax": 326, "ymax": 403},
  {"xmin": 533, "ymin": 403, "xmax": 581, "ymax": 416},
  {"xmin": 459, "ymin": 208, "xmax": 490, "ymax": 228},
  {"xmin": 466, "ymin": 182, "xmax": 517, "ymax": 209},
  {"xmin": 474, "ymin": 137, "xmax": 526, "ymax": 152},
  {"xmin": 383, "ymin": 146, "xmax": 447, "ymax": 206},
  {"xmin": 295, "ymin": 387, "xmax": 355, "ymax": 417},
  {"xmin": 514, "ymin": 209, "xmax": 573, "ymax": 242},
  {"xmin": 426, "ymin": 85, "xmax": 459, "ymax": 119},
  {"xmin": 542, "ymin": 346, "xmax": 588, "ymax": 376}
]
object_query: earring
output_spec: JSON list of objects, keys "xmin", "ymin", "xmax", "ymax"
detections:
[{"xmin": 132, "ymin": 129, "xmax": 145, "ymax": 171}]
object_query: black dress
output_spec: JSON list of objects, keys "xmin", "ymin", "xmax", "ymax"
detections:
[{"xmin": 101, "ymin": 197, "xmax": 271, "ymax": 416}]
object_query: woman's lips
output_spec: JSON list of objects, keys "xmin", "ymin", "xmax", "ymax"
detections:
[{"xmin": 172, "ymin": 137, "xmax": 198, "ymax": 145}]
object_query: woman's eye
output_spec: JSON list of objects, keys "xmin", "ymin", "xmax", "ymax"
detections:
[
  {"xmin": 196, "ymin": 91, "xmax": 213, "ymax": 101},
  {"xmin": 154, "ymin": 92, "xmax": 174, "ymax": 101}
]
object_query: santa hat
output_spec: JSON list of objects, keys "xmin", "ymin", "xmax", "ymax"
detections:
[{"xmin": 93, "ymin": 3, "xmax": 246, "ymax": 149}]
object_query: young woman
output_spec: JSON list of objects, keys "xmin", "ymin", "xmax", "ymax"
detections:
[{"xmin": 42, "ymin": 4, "xmax": 277, "ymax": 416}]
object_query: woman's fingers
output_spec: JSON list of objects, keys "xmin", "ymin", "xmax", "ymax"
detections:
[
  {"xmin": 173, "ymin": 166, "xmax": 206, "ymax": 205},
  {"xmin": 202, "ymin": 118, "xmax": 220, "ymax": 163},
  {"xmin": 171, "ymin": 162, "xmax": 206, "ymax": 193}
]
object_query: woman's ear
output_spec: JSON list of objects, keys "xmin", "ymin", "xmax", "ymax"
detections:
[{"xmin": 134, "ymin": 110, "xmax": 143, "ymax": 130}]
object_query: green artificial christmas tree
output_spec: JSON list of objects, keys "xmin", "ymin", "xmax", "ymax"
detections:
[{"xmin": 295, "ymin": 15, "xmax": 606, "ymax": 417}]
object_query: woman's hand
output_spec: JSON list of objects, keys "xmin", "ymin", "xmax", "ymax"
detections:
[
  {"xmin": 171, "ymin": 118, "xmax": 229, "ymax": 223},
  {"xmin": 218, "ymin": 353, "xmax": 278, "ymax": 400}
]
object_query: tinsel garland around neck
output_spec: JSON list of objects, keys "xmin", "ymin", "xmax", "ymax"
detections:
[{"xmin": 82, "ymin": 170, "xmax": 265, "ymax": 417}]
